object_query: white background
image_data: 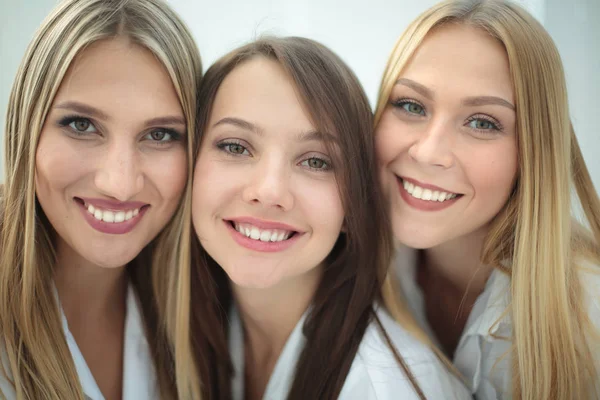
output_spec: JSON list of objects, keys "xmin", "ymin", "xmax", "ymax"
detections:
[{"xmin": 1, "ymin": 0, "xmax": 598, "ymax": 193}]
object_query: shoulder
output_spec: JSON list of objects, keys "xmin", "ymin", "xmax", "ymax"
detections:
[
  {"xmin": 338, "ymin": 306, "xmax": 471, "ymax": 400},
  {"xmin": 577, "ymin": 260, "xmax": 600, "ymax": 329},
  {"xmin": 0, "ymin": 350, "xmax": 16, "ymax": 399}
]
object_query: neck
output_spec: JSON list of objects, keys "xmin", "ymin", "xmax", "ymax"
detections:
[
  {"xmin": 423, "ymin": 225, "xmax": 493, "ymax": 296},
  {"xmin": 54, "ymin": 241, "xmax": 128, "ymax": 328},
  {"xmin": 232, "ymin": 265, "xmax": 321, "ymax": 398}
]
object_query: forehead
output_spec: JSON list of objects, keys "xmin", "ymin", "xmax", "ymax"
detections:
[
  {"xmin": 209, "ymin": 57, "xmax": 315, "ymax": 135},
  {"xmin": 400, "ymin": 24, "xmax": 514, "ymax": 103},
  {"xmin": 53, "ymin": 37, "xmax": 182, "ymax": 116}
]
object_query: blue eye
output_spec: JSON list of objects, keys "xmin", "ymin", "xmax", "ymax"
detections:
[{"xmin": 466, "ymin": 117, "xmax": 500, "ymax": 131}]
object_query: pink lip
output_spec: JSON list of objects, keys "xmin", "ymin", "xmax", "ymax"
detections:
[
  {"xmin": 76, "ymin": 200, "xmax": 148, "ymax": 235},
  {"xmin": 226, "ymin": 216, "xmax": 302, "ymax": 232},
  {"xmin": 224, "ymin": 220, "xmax": 302, "ymax": 253},
  {"xmin": 400, "ymin": 176, "xmax": 458, "ymax": 195},
  {"xmin": 77, "ymin": 197, "xmax": 148, "ymax": 211},
  {"xmin": 397, "ymin": 176, "xmax": 461, "ymax": 212}
]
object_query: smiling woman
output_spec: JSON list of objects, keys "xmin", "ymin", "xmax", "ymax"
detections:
[
  {"xmin": 0, "ymin": 0, "xmax": 202, "ymax": 399},
  {"xmin": 188, "ymin": 36, "xmax": 470, "ymax": 400},
  {"xmin": 375, "ymin": 1, "xmax": 600, "ymax": 399}
]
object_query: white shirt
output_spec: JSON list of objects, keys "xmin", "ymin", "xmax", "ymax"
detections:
[
  {"xmin": 393, "ymin": 244, "xmax": 600, "ymax": 400},
  {"xmin": 229, "ymin": 304, "xmax": 471, "ymax": 400},
  {"xmin": 0, "ymin": 284, "xmax": 158, "ymax": 400}
]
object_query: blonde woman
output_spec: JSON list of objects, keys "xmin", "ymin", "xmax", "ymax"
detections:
[
  {"xmin": 0, "ymin": 0, "xmax": 201, "ymax": 399},
  {"xmin": 375, "ymin": 0, "xmax": 600, "ymax": 399}
]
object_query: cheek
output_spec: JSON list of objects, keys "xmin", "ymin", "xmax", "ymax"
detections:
[
  {"xmin": 466, "ymin": 144, "xmax": 518, "ymax": 205},
  {"xmin": 296, "ymin": 178, "xmax": 344, "ymax": 234},
  {"xmin": 35, "ymin": 133, "xmax": 89, "ymax": 198},
  {"xmin": 374, "ymin": 112, "xmax": 411, "ymax": 166},
  {"xmin": 192, "ymin": 156, "xmax": 236, "ymax": 219},
  {"xmin": 149, "ymin": 148, "xmax": 188, "ymax": 201}
]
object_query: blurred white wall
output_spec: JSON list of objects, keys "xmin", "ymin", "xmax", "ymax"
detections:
[{"xmin": 1, "ymin": 0, "xmax": 598, "ymax": 192}]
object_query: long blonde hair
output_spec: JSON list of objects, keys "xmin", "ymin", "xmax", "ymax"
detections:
[
  {"xmin": 376, "ymin": 1, "xmax": 600, "ymax": 399},
  {"xmin": 0, "ymin": 0, "xmax": 202, "ymax": 399}
]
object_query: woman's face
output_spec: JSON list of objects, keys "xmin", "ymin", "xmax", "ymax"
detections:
[
  {"xmin": 375, "ymin": 24, "xmax": 518, "ymax": 249},
  {"xmin": 192, "ymin": 57, "xmax": 345, "ymax": 289},
  {"xmin": 35, "ymin": 37, "xmax": 188, "ymax": 269}
]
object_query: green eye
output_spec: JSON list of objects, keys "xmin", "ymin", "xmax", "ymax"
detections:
[
  {"xmin": 301, "ymin": 157, "xmax": 330, "ymax": 171},
  {"xmin": 217, "ymin": 141, "xmax": 250, "ymax": 156},
  {"xmin": 403, "ymin": 102, "xmax": 424, "ymax": 115},
  {"xmin": 227, "ymin": 144, "xmax": 246, "ymax": 154}
]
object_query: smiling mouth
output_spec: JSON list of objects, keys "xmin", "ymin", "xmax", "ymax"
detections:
[
  {"xmin": 400, "ymin": 178, "xmax": 463, "ymax": 202},
  {"xmin": 226, "ymin": 220, "xmax": 298, "ymax": 242},
  {"xmin": 74, "ymin": 198, "xmax": 149, "ymax": 223}
]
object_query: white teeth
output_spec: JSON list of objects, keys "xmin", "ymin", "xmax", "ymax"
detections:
[
  {"xmin": 102, "ymin": 210, "xmax": 115, "ymax": 223},
  {"xmin": 259, "ymin": 230, "xmax": 271, "ymax": 242},
  {"xmin": 250, "ymin": 227, "xmax": 261, "ymax": 240},
  {"xmin": 422, "ymin": 189, "xmax": 432, "ymax": 201},
  {"xmin": 270, "ymin": 231, "xmax": 279, "ymax": 242},
  {"xmin": 402, "ymin": 180, "xmax": 458, "ymax": 202},
  {"xmin": 85, "ymin": 203, "xmax": 140, "ymax": 223},
  {"xmin": 114, "ymin": 211, "xmax": 125, "ymax": 223},
  {"xmin": 233, "ymin": 222, "xmax": 294, "ymax": 243}
]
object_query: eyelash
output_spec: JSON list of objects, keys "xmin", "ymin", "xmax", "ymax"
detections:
[
  {"xmin": 216, "ymin": 140, "xmax": 332, "ymax": 171},
  {"xmin": 57, "ymin": 115, "xmax": 184, "ymax": 144},
  {"xmin": 390, "ymin": 97, "xmax": 504, "ymax": 133},
  {"xmin": 58, "ymin": 115, "xmax": 97, "ymax": 135}
]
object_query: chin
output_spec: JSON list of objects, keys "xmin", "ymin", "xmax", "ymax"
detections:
[
  {"xmin": 393, "ymin": 224, "xmax": 442, "ymax": 250},
  {"xmin": 225, "ymin": 267, "xmax": 282, "ymax": 290},
  {"xmin": 82, "ymin": 249, "xmax": 141, "ymax": 269}
]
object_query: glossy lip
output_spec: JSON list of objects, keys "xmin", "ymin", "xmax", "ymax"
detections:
[
  {"xmin": 75, "ymin": 198, "xmax": 149, "ymax": 234},
  {"xmin": 397, "ymin": 176, "xmax": 461, "ymax": 212},
  {"xmin": 224, "ymin": 219, "xmax": 304, "ymax": 253}
]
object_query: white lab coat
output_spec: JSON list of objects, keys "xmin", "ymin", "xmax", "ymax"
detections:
[
  {"xmin": 229, "ymin": 303, "xmax": 471, "ymax": 400},
  {"xmin": 0, "ymin": 284, "xmax": 158, "ymax": 400},
  {"xmin": 393, "ymin": 244, "xmax": 600, "ymax": 399}
]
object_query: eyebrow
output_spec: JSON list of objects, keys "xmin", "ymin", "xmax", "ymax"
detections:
[
  {"xmin": 462, "ymin": 96, "xmax": 515, "ymax": 110},
  {"xmin": 54, "ymin": 101, "xmax": 186, "ymax": 127},
  {"xmin": 395, "ymin": 78, "xmax": 515, "ymax": 110},
  {"xmin": 395, "ymin": 78, "xmax": 434, "ymax": 100},
  {"xmin": 213, "ymin": 116, "xmax": 338, "ymax": 143},
  {"xmin": 55, "ymin": 101, "xmax": 110, "ymax": 121},
  {"xmin": 213, "ymin": 117, "xmax": 263, "ymax": 135}
]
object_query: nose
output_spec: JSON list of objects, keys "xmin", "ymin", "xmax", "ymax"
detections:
[
  {"xmin": 94, "ymin": 141, "xmax": 144, "ymax": 201},
  {"xmin": 408, "ymin": 119, "xmax": 455, "ymax": 169},
  {"xmin": 242, "ymin": 156, "xmax": 294, "ymax": 211}
]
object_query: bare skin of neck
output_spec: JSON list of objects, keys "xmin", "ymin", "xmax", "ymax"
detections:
[
  {"xmin": 54, "ymin": 243, "xmax": 127, "ymax": 400},
  {"xmin": 417, "ymin": 226, "xmax": 493, "ymax": 358},
  {"xmin": 233, "ymin": 266, "xmax": 322, "ymax": 400}
]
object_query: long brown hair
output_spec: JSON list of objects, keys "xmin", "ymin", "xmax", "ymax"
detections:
[
  {"xmin": 188, "ymin": 36, "xmax": 424, "ymax": 399},
  {"xmin": 0, "ymin": 0, "xmax": 202, "ymax": 398}
]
